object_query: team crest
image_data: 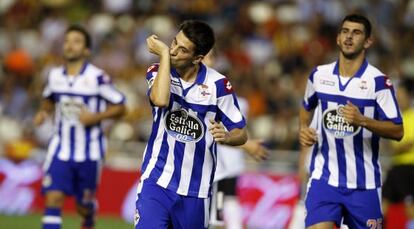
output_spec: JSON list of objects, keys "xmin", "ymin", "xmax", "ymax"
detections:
[
  {"xmin": 164, "ymin": 109, "xmax": 204, "ymax": 143},
  {"xmin": 323, "ymin": 105, "xmax": 361, "ymax": 138},
  {"xmin": 359, "ymin": 80, "xmax": 368, "ymax": 90}
]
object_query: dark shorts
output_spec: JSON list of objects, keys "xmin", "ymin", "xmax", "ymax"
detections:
[
  {"xmin": 217, "ymin": 177, "xmax": 237, "ymax": 196},
  {"xmin": 135, "ymin": 179, "xmax": 208, "ymax": 229},
  {"xmin": 305, "ymin": 178, "xmax": 382, "ymax": 229},
  {"xmin": 42, "ymin": 158, "xmax": 101, "ymax": 202},
  {"xmin": 383, "ymin": 165, "xmax": 414, "ymax": 203}
]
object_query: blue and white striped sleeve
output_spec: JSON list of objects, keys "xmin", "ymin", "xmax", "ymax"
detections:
[
  {"xmin": 302, "ymin": 68, "xmax": 318, "ymax": 111},
  {"xmin": 97, "ymin": 74, "xmax": 125, "ymax": 104},
  {"xmin": 374, "ymin": 75, "xmax": 402, "ymax": 124}
]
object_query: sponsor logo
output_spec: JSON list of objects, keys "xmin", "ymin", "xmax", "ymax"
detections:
[
  {"xmin": 164, "ymin": 109, "xmax": 204, "ymax": 143},
  {"xmin": 323, "ymin": 106, "xmax": 361, "ymax": 138},
  {"xmin": 320, "ymin": 79, "xmax": 335, "ymax": 86},
  {"xmin": 223, "ymin": 79, "xmax": 233, "ymax": 93},
  {"xmin": 384, "ymin": 76, "xmax": 392, "ymax": 88}
]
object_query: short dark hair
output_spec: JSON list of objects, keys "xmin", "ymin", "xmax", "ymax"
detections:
[
  {"xmin": 65, "ymin": 24, "xmax": 92, "ymax": 49},
  {"xmin": 179, "ymin": 20, "xmax": 215, "ymax": 56},
  {"xmin": 340, "ymin": 14, "xmax": 372, "ymax": 38}
]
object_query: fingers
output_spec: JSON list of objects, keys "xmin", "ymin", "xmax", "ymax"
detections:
[
  {"xmin": 299, "ymin": 128, "xmax": 317, "ymax": 147},
  {"xmin": 209, "ymin": 119, "xmax": 227, "ymax": 144}
]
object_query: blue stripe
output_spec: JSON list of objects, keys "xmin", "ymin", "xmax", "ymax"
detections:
[
  {"xmin": 188, "ymin": 131, "xmax": 207, "ymax": 195},
  {"xmin": 84, "ymin": 127, "xmax": 91, "ymax": 161},
  {"xmin": 167, "ymin": 141, "xmax": 185, "ymax": 191},
  {"xmin": 53, "ymin": 121, "xmax": 63, "ymax": 159},
  {"xmin": 98, "ymin": 130, "xmax": 104, "ymax": 158},
  {"xmin": 335, "ymin": 138, "xmax": 346, "ymax": 186},
  {"xmin": 375, "ymin": 101, "xmax": 403, "ymax": 124},
  {"xmin": 374, "ymin": 76, "xmax": 391, "ymax": 92},
  {"xmin": 208, "ymin": 141, "xmax": 217, "ymax": 197},
  {"xmin": 141, "ymin": 108, "xmax": 162, "ymax": 173},
  {"xmin": 303, "ymin": 93, "xmax": 318, "ymax": 111},
  {"xmin": 309, "ymin": 143, "xmax": 318, "ymax": 175},
  {"xmin": 170, "ymin": 93, "xmax": 217, "ymax": 113},
  {"xmin": 150, "ymin": 132, "xmax": 169, "ymax": 181},
  {"xmin": 69, "ymin": 126, "xmax": 75, "ymax": 160},
  {"xmin": 320, "ymin": 101, "xmax": 331, "ymax": 180},
  {"xmin": 55, "ymin": 92, "xmax": 99, "ymax": 99},
  {"xmin": 316, "ymin": 92, "xmax": 376, "ymax": 107},
  {"xmin": 371, "ymin": 134, "xmax": 381, "ymax": 187},
  {"xmin": 309, "ymin": 68, "xmax": 317, "ymax": 83},
  {"xmin": 354, "ymin": 125, "xmax": 365, "ymax": 188}
]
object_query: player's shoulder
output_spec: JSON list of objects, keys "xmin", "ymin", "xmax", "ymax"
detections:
[
  {"xmin": 205, "ymin": 65, "xmax": 226, "ymax": 83},
  {"xmin": 84, "ymin": 63, "xmax": 106, "ymax": 78},
  {"xmin": 315, "ymin": 61, "xmax": 337, "ymax": 74},
  {"xmin": 363, "ymin": 63, "xmax": 386, "ymax": 79}
]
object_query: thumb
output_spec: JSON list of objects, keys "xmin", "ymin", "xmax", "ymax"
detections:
[{"xmin": 209, "ymin": 119, "xmax": 215, "ymax": 124}]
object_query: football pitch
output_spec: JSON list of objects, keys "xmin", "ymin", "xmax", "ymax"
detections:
[{"xmin": 0, "ymin": 213, "xmax": 132, "ymax": 229}]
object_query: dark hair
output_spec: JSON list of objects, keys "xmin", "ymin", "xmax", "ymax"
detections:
[
  {"xmin": 179, "ymin": 20, "xmax": 215, "ymax": 56},
  {"xmin": 65, "ymin": 24, "xmax": 92, "ymax": 49},
  {"xmin": 340, "ymin": 14, "xmax": 372, "ymax": 38}
]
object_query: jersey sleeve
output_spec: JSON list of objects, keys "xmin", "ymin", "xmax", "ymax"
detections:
[
  {"xmin": 215, "ymin": 78, "xmax": 246, "ymax": 131},
  {"xmin": 145, "ymin": 64, "xmax": 159, "ymax": 96},
  {"xmin": 42, "ymin": 71, "xmax": 55, "ymax": 101},
  {"xmin": 302, "ymin": 68, "xmax": 318, "ymax": 111},
  {"xmin": 374, "ymin": 76, "xmax": 402, "ymax": 124},
  {"xmin": 97, "ymin": 74, "xmax": 126, "ymax": 104}
]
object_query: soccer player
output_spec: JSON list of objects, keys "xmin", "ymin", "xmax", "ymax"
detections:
[
  {"xmin": 34, "ymin": 25, "xmax": 126, "ymax": 229},
  {"xmin": 299, "ymin": 14, "xmax": 403, "ymax": 229},
  {"xmin": 135, "ymin": 20, "xmax": 247, "ymax": 228}
]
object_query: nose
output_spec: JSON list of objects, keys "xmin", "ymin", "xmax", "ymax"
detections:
[{"xmin": 170, "ymin": 46, "xmax": 178, "ymax": 56}]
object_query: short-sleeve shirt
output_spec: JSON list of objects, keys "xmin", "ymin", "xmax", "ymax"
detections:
[
  {"xmin": 43, "ymin": 62, "xmax": 125, "ymax": 162},
  {"xmin": 139, "ymin": 63, "xmax": 246, "ymax": 198},
  {"xmin": 302, "ymin": 59, "xmax": 402, "ymax": 189}
]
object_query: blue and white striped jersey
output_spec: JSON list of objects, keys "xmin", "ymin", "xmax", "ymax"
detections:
[
  {"xmin": 42, "ymin": 62, "xmax": 125, "ymax": 163},
  {"xmin": 303, "ymin": 60, "xmax": 402, "ymax": 189},
  {"xmin": 139, "ymin": 63, "xmax": 246, "ymax": 198}
]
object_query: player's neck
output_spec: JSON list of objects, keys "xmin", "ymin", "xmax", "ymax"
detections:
[
  {"xmin": 339, "ymin": 54, "xmax": 365, "ymax": 77},
  {"xmin": 177, "ymin": 64, "xmax": 199, "ymax": 83},
  {"xmin": 65, "ymin": 59, "xmax": 86, "ymax": 77}
]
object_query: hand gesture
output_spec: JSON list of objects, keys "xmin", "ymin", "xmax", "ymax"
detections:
[
  {"xmin": 146, "ymin": 35, "xmax": 169, "ymax": 56},
  {"xmin": 209, "ymin": 119, "xmax": 228, "ymax": 144},
  {"xmin": 342, "ymin": 101, "xmax": 364, "ymax": 126},
  {"xmin": 79, "ymin": 108, "xmax": 97, "ymax": 127},
  {"xmin": 299, "ymin": 127, "xmax": 317, "ymax": 147},
  {"xmin": 243, "ymin": 139, "xmax": 269, "ymax": 161}
]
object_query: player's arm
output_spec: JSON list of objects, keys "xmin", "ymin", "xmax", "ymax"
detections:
[
  {"xmin": 239, "ymin": 139, "xmax": 268, "ymax": 161},
  {"xmin": 209, "ymin": 120, "xmax": 247, "ymax": 146},
  {"xmin": 79, "ymin": 103, "xmax": 126, "ymax": 126},
  {"xmin": 299, "ymin": 106, "xmax": 318, "ymax": 147},
  {"xmin": 33, "ymin": 99, "xmax": 54, "ymax": 126},
  {"xmin": 342, "ymin": 101, "xmax": 403, "ymax": 141},
  {"xmin": 146, "ymin": 35, "xmax": 171, "ymax": 107}
]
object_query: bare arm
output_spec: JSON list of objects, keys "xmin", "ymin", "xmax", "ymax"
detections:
[
  {"xmin": 33, "ymin": 99, "xmax": 55, "ymax": 126},
  {"xmin": 209, "ymin": 120, "xmax": 247, "ymax": 146},
  {"xmin": 146, "ymin": 35, "xmax": 171, "ymax": 107},
  {"xmin": 342, "ymin": 101, "xmax": 403, "ymax": 141},
  {"xmin": 79, "ymin": 104, "xmax": 126, "ymax": 127},
  {"xmin": 239, "ymin": 139, "xmax": 269, "ymax": 161},
  {"xmin": 299, "ymin": 106, "xmax": 318, "ymax": 147}
]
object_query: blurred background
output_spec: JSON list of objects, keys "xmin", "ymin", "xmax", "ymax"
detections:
[{"xmin": 1, "ymin": 0, "xmax": 414, "ymax": 228}]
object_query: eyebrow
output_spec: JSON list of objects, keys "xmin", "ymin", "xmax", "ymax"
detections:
[{"xmin": 173, "ymin": 38, "xmax": 190, "ymax": 52}]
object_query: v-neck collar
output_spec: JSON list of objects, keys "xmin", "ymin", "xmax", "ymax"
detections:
[
  {"xmin": 63, "ymin": 61, "xmax": 88, "ymax": 77},
  {"xmin": 171, "ymin": 63, "xmax": 207, "ymax": 97},
  {"xmin": 333, "ymin": 59, "xmax": 368, "ymax": 91}
]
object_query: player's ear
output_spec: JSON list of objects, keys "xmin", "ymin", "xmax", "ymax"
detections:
[
  {"xmin": 192, "ymin": 55, "xmax": 204, "ymax": 65},
  {"xmin": 364, "ymin": 36, "xmax": 373, "ymax": 49}
]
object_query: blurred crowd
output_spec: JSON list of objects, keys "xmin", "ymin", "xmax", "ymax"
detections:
[{"xmin": 1, "ymin": 0, "xmax": 414, "ymax": 163}]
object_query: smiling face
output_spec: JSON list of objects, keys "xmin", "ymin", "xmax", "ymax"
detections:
[
  {"xmin": 169, "ymin": 31, "xmax": 202, "ymax": 69},
  {"xmin": 63, "ymin": 30, "xmax": 90, "ymax": 62},
  {"xmin": 336, "ymin": 21, "xmax": 372, "ymax": 59}
]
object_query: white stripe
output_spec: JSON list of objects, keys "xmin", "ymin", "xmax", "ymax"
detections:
[
  {"xmin": 177, "ymin": 143, "xmax": 195, "ymax": 195},
  {"xmin": 204, "ymin": 197, "xmax": 210, "ymax": 228},
  {"xmin": 74, "ymin": 125, "xmax": 86, "ymax": 162},
  {"xmin": 43, "ymin": 136, "xmax": 59, "ymax": 171},
  {"xmin": 58, "ymin": 122, "xmax": 71, "ymax": 161},
  {"xmin": 345, "ymin": 136, "xmax": 357, "ymax": 188},
  {"xmin": 157, "ymin": 134, "xmax": 176, "ymax": 188},
  {"xmin": 326, "ymin": 102, "xmax": 338, "ymax": 187},
  {"xmin": 363, "ymin": 107, "xmax": 375, "ymax": 189},
  {"xmin": 89, "ymin": 127, "xmax": 100, "ymax": 160},
  {"xmin": 42, "ymin": 216, "xmax": 62, "ymax": 224},
  {"xmin": 198, "ymin": 112, "xmax": 215, "ymax": 198},
  {"xmin": 217, "ymin": 95, "xmax": 243, "ymax": 123}
]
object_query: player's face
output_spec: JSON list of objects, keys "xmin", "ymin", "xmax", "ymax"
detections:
[
  {"xmin": 336, "ymin": 21, "xmax": 372, "ymax": 59},
  {"xmin": 169, "ymin": 31, "xmax": 199, "ymax": 69},
  {"xmin": 63, "ymin": 31, "xmax": 89, "ymax": 62}
]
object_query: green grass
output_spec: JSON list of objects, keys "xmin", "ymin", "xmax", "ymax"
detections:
[{"xmin": 0, "ymin": 213, "xmax": 132, "ymax": 229}]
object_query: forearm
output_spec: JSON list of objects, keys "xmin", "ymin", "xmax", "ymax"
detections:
[
  {"xmin": 89, "ymin": 104, "xmax": 126, "ymax": 124},
  {"xmin": 224, "ymin": 127, "xmax": 247, "ymax": 146},
  {"xmin": 38, "ymin": 99, "xmax": 55, "ymax": 113},
  {"xmin": 299, "ymin": 107, "xmax": 313, "ymax": 128},
  {"xmin": 150, "ymin": 53, "xmax": 171, "ymax": 107},
  {"xmin": 358, "ymin": 116, "xmax": 403, "ymax": 141}
]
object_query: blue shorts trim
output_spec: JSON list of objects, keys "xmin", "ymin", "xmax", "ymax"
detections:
[
  {"xmin": 135, "ymin": 179, "xmax": 208, "ymax": 229},
  {"xmin": 42, "ymin": 158, "xmax": 100, "ymax": 202},
  {"xmin": 305, "ymin": 179, "xmax": 383, "ymax": 229}
]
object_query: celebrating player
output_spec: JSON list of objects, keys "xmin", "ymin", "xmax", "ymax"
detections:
[{"xmin": 134, "ymin": 20, "xmax": 247, "ymax": 228}]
